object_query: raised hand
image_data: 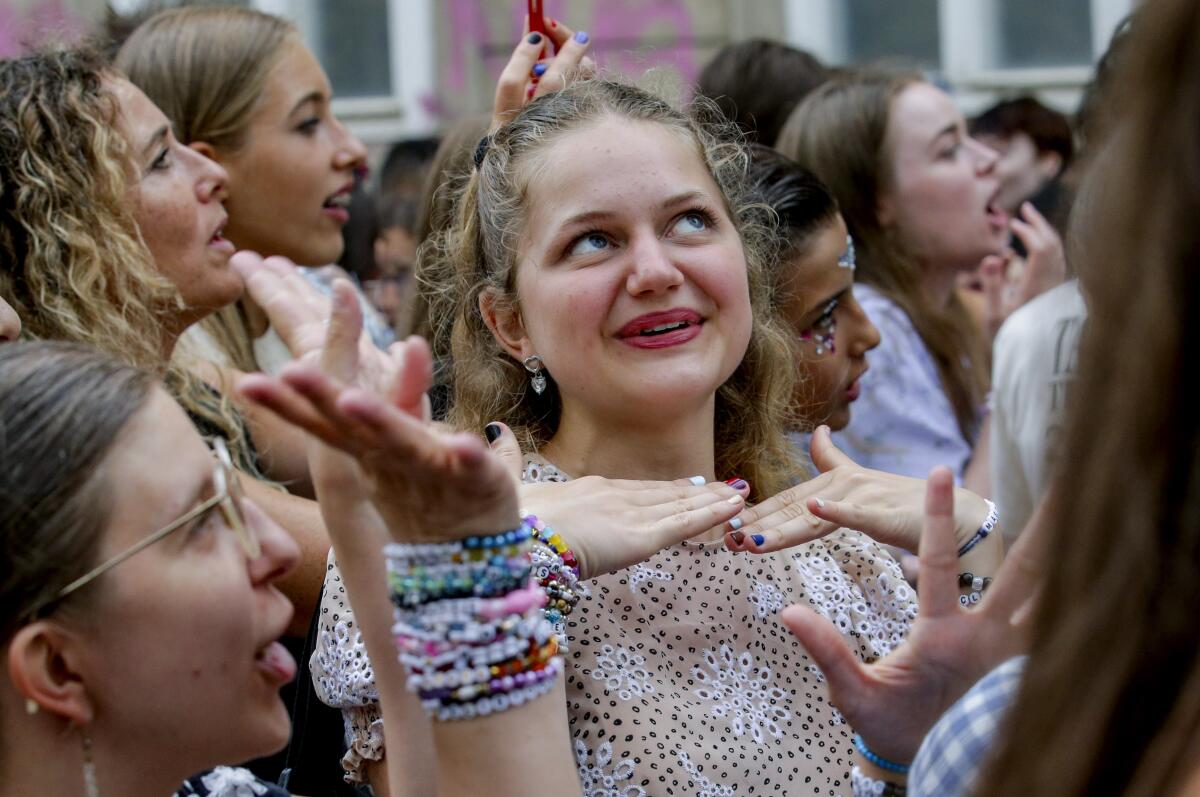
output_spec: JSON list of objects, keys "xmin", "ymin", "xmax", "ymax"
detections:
[
  {"xmin": 231, "ymin": 250, "xmax": 414, "ymax": 402},
  {"xmin": 240, "ymin": 282, "xmax": 518, "ymax": 543},
  {"xmin": 725, "ymin": 426, "xmax": 994, "ymax": 554},
  {"xmin": 979, "ymin": 202, "xmax": 1068, "ymax": 341},
  {"xmin": 493, "ymin": 16, "xmax": 593, "ymax": 126},
  {"xmin": 779, "ymin": 468, "xmax": 1042, "ymax": 764}
]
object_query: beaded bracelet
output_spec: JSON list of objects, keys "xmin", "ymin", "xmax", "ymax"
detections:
[
  {"xmin": 853, "ymin": 734, "xmax": 910, "ymax": 775},
  {"xmin": 387, "ymin": 522, "xmax": 564, "ymax": 721},
  {"xmin": 957, "ymin": 571, "xmax": 994, "ymax": 607},
  {"xmin": 957, "ymin": 499, "xmax": 999, "ymax": 557},
  {"xmin": 525, "ymin": 515, "xmax": 582, "ymax": 648},
  {"xmin": 850, "ymin": 765, "xmax": 907, "ymax": 796},
  {"xmin": 429, "ymin": 658, "xmax": 563, "ymax": 721}
]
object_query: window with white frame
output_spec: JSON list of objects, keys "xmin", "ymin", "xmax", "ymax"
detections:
[{"xmin": 785, "ymin": 0, "xmax": 1135, "ymax": 111}]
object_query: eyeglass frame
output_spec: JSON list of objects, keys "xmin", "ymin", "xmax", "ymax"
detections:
[{"xmin": 45, "ymin": 437, "xmax": 259, "ymax": 609}]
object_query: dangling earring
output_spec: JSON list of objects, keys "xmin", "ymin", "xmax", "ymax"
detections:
[
  {"xmin": 81, "ymin": 727, "xmax": 99, "ymax": 797},
  {"xmin": 523, "ymin": 355, "xmax": 547, "ymax": 395}
]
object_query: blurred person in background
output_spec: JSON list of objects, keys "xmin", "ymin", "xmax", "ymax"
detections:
[{"xmin": 697, "ymin": 38, "xmax": 834, "ymax": 146}]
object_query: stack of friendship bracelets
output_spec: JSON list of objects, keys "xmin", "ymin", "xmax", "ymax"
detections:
[{"xmin": 384, "ymin": 515, "xmax": 581, "ymax": 720}]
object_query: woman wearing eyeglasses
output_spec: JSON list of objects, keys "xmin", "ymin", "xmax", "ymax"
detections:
[{"xmin": 0, "ymin": 341, "xmax": 299, "ymax": 797}]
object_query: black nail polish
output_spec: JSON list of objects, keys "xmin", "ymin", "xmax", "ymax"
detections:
[
  {"xmin": 527, "ymin": 32, "xmax": 542, "ymax": 44},
  {"xmin": 485, "ymin": 423, "xmax": 502, "ymax": 444}
]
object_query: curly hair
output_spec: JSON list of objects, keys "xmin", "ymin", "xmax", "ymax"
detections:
[
  {"xmin": 420, "ymin": 79, "xmax": 799, "ymax": 500},
  {"xmin": 0, "ymin": 47, "xmax": 174, "ymax": 367},
  {"xmin": 0, "ymin": 48, "xmax": 258, "ymax": 474}
]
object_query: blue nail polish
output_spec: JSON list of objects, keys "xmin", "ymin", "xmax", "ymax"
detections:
[
  {"xmin": 728, "ymin": 517, "xmax": 743, "ymax": 531},
  {"xmin": 752, "ymin": 534, "xmax": 765, "ymax": 546},
  {"xmin": 574, "ymin": 30, "xmax": 589, "ymax": 44},
  {"xmin": 532, "ymin": 62, "xmax": 548, "ymax": 77},
  {"xmin": 527, "ymin": 32, "xmax": 542, "ymax": 44}
]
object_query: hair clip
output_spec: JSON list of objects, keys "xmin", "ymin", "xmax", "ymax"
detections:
[{"xmin": 473, "ymin": 135, "xmax": 493, "ymax": 170}]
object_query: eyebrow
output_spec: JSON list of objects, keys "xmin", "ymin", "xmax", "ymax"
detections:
[
  {"xmin": 929, "ymin": 122, "xmax": 960, "ymax": 149},
  {"xmin": 141, "ymin": 124, "xmax": 170, "ymax": 159},
  {"xmin": 556, "ymin": 191, "xmax": 709, "ymax": 231},
  {"xmin": 289, "ymin": 90, "xmax": 326, "ymax": 116}
]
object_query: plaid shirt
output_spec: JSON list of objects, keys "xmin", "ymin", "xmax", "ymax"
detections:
[{"xmin": 908, "ymin": 656, "xmax": 1027, "ymax": 797}]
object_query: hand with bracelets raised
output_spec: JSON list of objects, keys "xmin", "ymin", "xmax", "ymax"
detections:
[{"xmin": 778, "ymin": 468, "xmax": 1045, "ymax": 770}]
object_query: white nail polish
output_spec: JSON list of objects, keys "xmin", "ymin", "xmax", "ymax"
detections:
[
  {"xmin": 727, "ymin": 495, "xmax": 743, "ymax": 505},
  {"xmin": 688, "ymin": 475, "xmax": 705, "ymax": 486},
  {"xmin": 728, "ymin": 517, "xmax": 743, "ymax": 530},
  {"xmin": 816, "ymin": 498, "xmax": 826, "ymax": 508}
]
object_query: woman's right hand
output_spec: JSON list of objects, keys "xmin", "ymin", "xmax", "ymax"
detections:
[{"xmin": 493, "ymin": 16, "xmax": 592, "ymax": 127}]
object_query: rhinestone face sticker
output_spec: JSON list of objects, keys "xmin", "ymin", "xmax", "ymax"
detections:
[
  {"xmin": 838, "ymin": 235, "xmax": 856, "ymax": 271},
  {"xmin": 799, "ymin": 299, "xmax": 838, "ymax": 355}
]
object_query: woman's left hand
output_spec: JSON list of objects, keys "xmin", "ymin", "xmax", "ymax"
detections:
[
  {"xmin": 779, "ymin": 467, "xmax": 1040, "ymax": 765},
  {"xmin": 231, "ymin": 250, "xmax": 420, "ymax": 406},
  {"xmin": 240, "ymin": 283, "xmax": 519, "ymax": 543},
  {"xmin": 725, "ymin": 426, "xmax": 994, "ymax": 554}
]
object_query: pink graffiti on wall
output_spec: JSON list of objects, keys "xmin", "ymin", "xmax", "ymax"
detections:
[
  {"xmin": 443, "ymin": 0, "xmax": 698, "ymax": 93},
  {"xmin": 0, "ymin": 0, "xmax": 90, "ymax": 58}
]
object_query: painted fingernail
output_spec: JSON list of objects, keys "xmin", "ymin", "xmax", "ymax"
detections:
[
  {"xmin": 527, "ymin": 32, "xmax": 542, "ymax": 44},
  {"xmin": 550, "ymin": 18, "xmax": 558, "ymax": 27},
  {"xmin": 730, "ymin": 531, "xmax": 745, "ymax": 545},
  {"xmin": 728, "ymin": 517, "xmax": 743, "ymax": 531},
  {"xmin": 484, "ymin": 422, "xmax": 502, "ymax": 444},
  {"xmin": 725, "ymin": 478, "xmax": 748, "ymax": 490},
  {"xmin": 727, "ymin": 495, "xmax": 744, "ymax": 505},
  {"xmin": 751, "ymin": 534, "xmax": 765, "ymax": 546},
  {"xmin": 532, "ymin": 62, "xmax": 548, "ymax": 77},
  {"xmin": 575, "ymin": 30, "xmax": 589, "ymax": 44},
  {"xmin": 815, "ymin": 498, "xmax": 826, "ymax": 508},
  {"xmin": 688, "ymin": 475, "xmax": 706, "ymax": 486}
]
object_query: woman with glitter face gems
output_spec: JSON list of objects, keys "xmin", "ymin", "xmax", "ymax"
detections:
[
  {"xmin": 746, "ymin": 145, "xmax": 882, "ymax": 458},
  {"xmin": 777, "ymin": 74, "xmax": 1063, "ymax": 489},
  {"xmin": 302, "ymin": 79, "xmax": 1000, "ymax": 795}
]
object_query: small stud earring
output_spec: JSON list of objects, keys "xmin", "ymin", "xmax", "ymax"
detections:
[
  {"xmin": 24, "ymin": 698, "xmax": 38, "ymax": 716},
  {"xmin": 523, "ymin": 355, "xmax": 547, "ymax": 395}
]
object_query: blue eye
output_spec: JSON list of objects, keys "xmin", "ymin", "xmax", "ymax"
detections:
[
  {"xmin": 672, "ymin": 211, "xmax": 710, "ymax": 235},
  {"xmin": 569, "ymin": 232, "xmax": 611, "ymax": 257}
]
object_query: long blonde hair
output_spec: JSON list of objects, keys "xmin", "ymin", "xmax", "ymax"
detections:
[
  {"xmin": 422, "ymin": 79, "xmax": 799, "ymax": 500},
  {"xmin": 116, "ymin": 6, "xmax": 298, "ymax": 375},
  {"xmin": 0, "ymin": 47, "xmax": 258, "ymax": 474},
  {"xmin": 777, "ymin": 72, "xmax": 988, "ymax": 441}
]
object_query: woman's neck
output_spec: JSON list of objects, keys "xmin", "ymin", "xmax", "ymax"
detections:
[
  {"xmin": 921, "ymin": 259, "xmax": 961, "ymax": 309},
  {"xmin": 540, "ymin": 396, "xmax": 719, "ymax": 485}
]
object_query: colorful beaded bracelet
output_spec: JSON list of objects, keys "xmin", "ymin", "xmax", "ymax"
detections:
[{"xmin": 429, "ymin": 658, "xmax": 563, "ymax": 721}]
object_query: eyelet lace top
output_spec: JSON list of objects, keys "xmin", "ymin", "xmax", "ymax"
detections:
[{"xmin": 310, "ymin": 459, "xmax": 917, "ymax": 792}]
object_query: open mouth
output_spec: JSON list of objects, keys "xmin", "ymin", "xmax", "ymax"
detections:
[
  {"xmin": 209, "ymin": 217, "xmax": 233, "ymax": 248},
  {"xmin": 323, "ymin": 192, "xmax": 352, "ymax": 211}
]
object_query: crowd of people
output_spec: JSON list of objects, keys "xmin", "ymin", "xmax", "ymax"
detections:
[{"xmin": 1, "ymin": 1, "xmax": 1197, "ymax": 795}]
